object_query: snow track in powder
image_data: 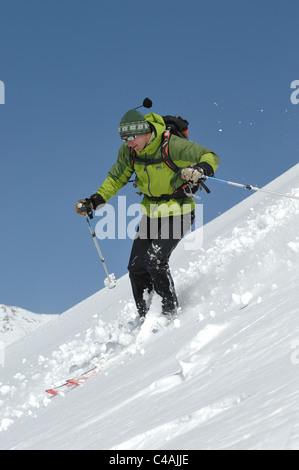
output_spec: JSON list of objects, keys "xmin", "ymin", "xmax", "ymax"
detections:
[{"xmin": 1, "ymin": 165, "xmax": 299, "ymax": 449}]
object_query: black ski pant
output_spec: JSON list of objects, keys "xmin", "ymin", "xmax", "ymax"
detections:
[{"xmin": 128, "ymin": 210, "xmax": 195, "ymax": 316}]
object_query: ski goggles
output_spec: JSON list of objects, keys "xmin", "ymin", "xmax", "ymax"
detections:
[{"xmin": 122, "ymin": 135, "xmax": 137, "ymax": 142}]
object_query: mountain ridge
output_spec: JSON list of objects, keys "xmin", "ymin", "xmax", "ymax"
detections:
[{"xmin": 0, "ymin": 304, "xmax": 57, "ymax": 346}]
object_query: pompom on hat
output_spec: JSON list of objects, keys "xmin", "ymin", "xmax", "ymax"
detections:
[{"xmin": 118, "ymin": 98, "xmax": 153, "ymax": 139}]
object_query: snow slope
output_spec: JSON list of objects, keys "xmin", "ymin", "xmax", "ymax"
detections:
[
  {"xmin": 0, "ymin": 305, "xmax": 57, "ymax": 346},
  {"xmin": 1, "ymin": 164, "xmax": 299, "ymax": 450}
]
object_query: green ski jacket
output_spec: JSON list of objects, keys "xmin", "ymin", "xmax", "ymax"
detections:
[{"xmin": 97, "ymin": 113, "xmax": 220, "ymax": 218}]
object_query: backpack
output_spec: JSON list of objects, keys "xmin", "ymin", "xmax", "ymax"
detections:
[
  {"xmin": 162, "ymin": 115, "xmax": 189, "ymax": 139},
  {"xmin": 129, "ymin": 115, "xmax": 210, "ymax": 200}
]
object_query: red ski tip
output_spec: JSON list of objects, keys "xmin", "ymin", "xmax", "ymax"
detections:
[
  {"xmin": 66, "ymin": 379, "xmax": 82, "ymax": 386},
  {"xmin": 46, "ymin": 389, "xmax": 59, "ymax": 396}
]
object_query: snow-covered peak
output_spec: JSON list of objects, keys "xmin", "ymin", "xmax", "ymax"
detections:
[{"xmin": 0, "ymin": 304, "xmax": 57, "ymax": 346}]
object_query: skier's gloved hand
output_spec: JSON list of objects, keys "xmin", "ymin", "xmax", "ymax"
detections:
[
  {"xmin": 181, "ymin": 165, "xmax": 205, "ymax": 184},
  {"xmin": 75, "ymin": 198, "xmax": 94, "ymax": 218},
  {"xmin": 75, "ymin": 194, "xmax": 105, "ymax": 219},
  {"xmin": 181, "ymin": 162, "xmax": 215, "ymax": 183}
]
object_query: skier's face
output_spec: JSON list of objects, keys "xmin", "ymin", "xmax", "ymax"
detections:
[{"xmin": 125, "ymin": 133, "xmax": 151, "ymax": 152}]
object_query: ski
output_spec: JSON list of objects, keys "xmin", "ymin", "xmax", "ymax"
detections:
[
  {"xmin": 45, "ymin": 344, "xmax": 132, "ymax": 397},
  {"xmin": 45, "ymin": 314, "xmax": 176, "ymax": 397},
  {"xmin": 46, "ymin": 365, "xmax": 101, "ymax": 397}
]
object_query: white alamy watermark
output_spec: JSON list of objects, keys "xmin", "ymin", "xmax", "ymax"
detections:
[
  {"xmin": 290, "ymin": 80, "xmax": 299, "ymax": 105},
  {"xmin": 93, "ymin": 196, "xmax": 204, "ymax": 250},
  {"xmin": 0, "ymin": 80, "xmax": 5, "ymax": 104},
  {"xmin": 290, "ymin": 340, "xmax": 299, "ymax": 365},
  {"xmin": 0, "ymin": 341, "xmax": 5, "ymax": 366}
]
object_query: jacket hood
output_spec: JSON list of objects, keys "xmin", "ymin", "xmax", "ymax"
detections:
[{"xmin": 137, "ymin": 113, "xmax": 166, "ymax": 155}]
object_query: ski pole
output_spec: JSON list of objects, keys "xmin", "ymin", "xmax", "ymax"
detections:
[
  {"xmin": 84, "ymin": 214, "xmax": 116, "ymax": 289},
  {"xmin": 202, "ymin": 176, "xmax": 299, "ymax": 202}
]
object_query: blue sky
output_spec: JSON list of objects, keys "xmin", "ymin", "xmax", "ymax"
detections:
[{"xmin": 1, "ymin": 0, "xmax": 299, "ymax": 314}]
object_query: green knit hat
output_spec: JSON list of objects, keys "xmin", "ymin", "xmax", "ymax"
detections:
[{"xmin": 118, "ymin": 109, "xmax": 151, "ymax": 138}]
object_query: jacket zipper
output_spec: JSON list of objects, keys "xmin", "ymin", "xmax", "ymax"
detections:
[
  {"xmin": 144, "ymin": 162, "xmax": 154, "ymax": 198},
  {"xmin": 143, "ymin": 160, "xmax": 158, "ymax": 217}
]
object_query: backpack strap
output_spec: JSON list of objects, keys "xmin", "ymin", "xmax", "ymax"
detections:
[
  {"xmin": 129, "ymin": 148, "xmax": 137, "ymax": 169},
  {"xmin": 129, "ymin": 149, "xmax": 164, "ymax": 167},
  {"xmin": 129, "ymin": 129, "xmax": 181, "ymax": 172},
  {"xmin": 129, "ymin": 130, "xmax": 210, "ymax": 198},
  {"xmin": 161, "ymin": 130, "xmax": 210, "ymax": 194},
  {"xmin": 161, "ymin": 129, "xmax": 180, "ymax": 173},
  {"xmin": 130, "ymin": 129, "xmax": 180, "ymax": 171}
]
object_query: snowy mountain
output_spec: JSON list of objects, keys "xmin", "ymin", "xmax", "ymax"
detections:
[
  {"xmin": 0, "ymin": 305, "xmax": 57, "ymax": 346},
  {"xmin": 0, "ymin": 164, "xmax": 299, "ymax": 450}
]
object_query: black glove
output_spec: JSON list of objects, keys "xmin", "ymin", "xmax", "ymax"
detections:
[
  {"xmin": 90, "ymin": 193, "xmax": 106, "ymax": 210},
  {"xmin": 75, "ymin": 194, "xmax": 105, "ymax": 219},
  {"xmin": 193, "ymin": 162, "xmax": 214, "ymax": 177}
]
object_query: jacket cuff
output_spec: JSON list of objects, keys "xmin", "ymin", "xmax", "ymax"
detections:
[
  {"xmin": 195, "ymin": 162, "xmax": 214, "ymax": 177},
  {"xmin": 90, "ymin": 193, "xmax": 106, "ymax": 209}
]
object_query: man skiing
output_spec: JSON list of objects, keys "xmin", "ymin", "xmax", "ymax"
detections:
[{"xmin": 76, "ymin": 106, "xmax": 220, "ymax": 318}]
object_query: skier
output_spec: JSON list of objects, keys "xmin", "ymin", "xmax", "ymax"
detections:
[{"xmin": 76, "ymin": 108, "xmax": 220, "ymax": 318}]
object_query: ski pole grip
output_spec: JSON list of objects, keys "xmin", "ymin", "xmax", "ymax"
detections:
[
  {"xmin": 77, "ymin": 202, "xmax": 85, "ymax": 214},
  {"xmin": 77, "ymin": 201, "xmax": 93, "ymax": 218}
]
